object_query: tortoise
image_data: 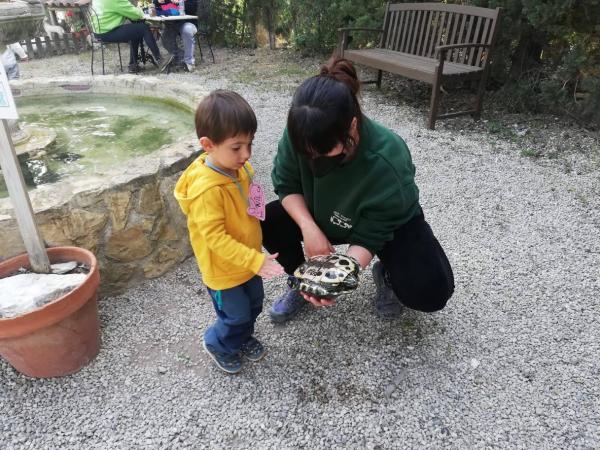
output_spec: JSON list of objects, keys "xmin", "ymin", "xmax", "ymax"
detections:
[{"xmin": 288, "ymin": 254, "xmax": 360, "ymax": 299}]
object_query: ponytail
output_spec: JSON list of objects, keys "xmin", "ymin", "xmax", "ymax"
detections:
[{"xmin": 319, "ymin": 57, "xmax": 361, "ymax": 98}]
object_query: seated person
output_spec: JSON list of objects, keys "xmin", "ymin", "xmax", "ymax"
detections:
[
  {"xmin": 91, "ymin": 0, "xmax": 173, "ymax": 73},
  {"xmin": 1, "ymin": 42, "xmax": 28, "ymax": 80},
  {"xmin": 153, "ymin": 0, "xmax": 197, "ymax": 72}
]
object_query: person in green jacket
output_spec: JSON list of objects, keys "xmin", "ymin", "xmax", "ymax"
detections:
[
  {"xmin": 90, "ymin": 0, "xmax": 173, "ymax": 73},
  {"xmin": 262, "ymin": 57, "xmax": 454, "ymax": 322}
]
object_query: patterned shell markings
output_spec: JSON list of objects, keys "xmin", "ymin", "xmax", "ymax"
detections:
[{"xmin": 288, "ymin": 254, "xmax": 360, "ymax": 298}]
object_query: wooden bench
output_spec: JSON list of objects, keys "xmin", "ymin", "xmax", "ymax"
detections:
[{"xmin": 338, "ymin": 2, "xmax": 502, "ymax": 129}]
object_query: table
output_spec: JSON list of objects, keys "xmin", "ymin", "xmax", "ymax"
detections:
[{"xmin": 143, "ymin": 14, "xmax": 198, "ymax": 23}]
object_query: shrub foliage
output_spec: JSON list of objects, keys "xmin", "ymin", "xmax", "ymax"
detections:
[{"xmin": 210, "ymin": 0, "xmax": 600, "ymax": 127}]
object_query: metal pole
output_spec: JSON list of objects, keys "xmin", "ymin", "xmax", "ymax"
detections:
[{"xmin": 0, "ymin": 119, "xmax": 50, "ymax": 273}]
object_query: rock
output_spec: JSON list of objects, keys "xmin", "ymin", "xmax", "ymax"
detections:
[
  {"xmin": 38, "ymin": 208, "xmax": 107, "ymax": 252},
  {"xmin": 138, "ymin": 183, "xmax": 162, "ymax": 215},
  {"xmin": 0, "ymin": 272, "xmax": 87, "ymax": 318},
  {"xmin": 106, "ymin": 190, "xmax": 132, "ymax": 231},
  {"xmin": 50, "ymin": 261, "xmax": 78, "ymax": 274},
  {"xmin": 143, "ymin": 245, "xmax": 185, "ymax": 278},
  {"xmin": 106, "ymin": 226, "xmax": 152, "ymax": 262}
]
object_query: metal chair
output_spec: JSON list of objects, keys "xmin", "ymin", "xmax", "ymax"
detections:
[
  {"xmin": 82, "ymin": 5, "xmax": 124, "ymax": 75},
  {"xmin": 196, "ymin": 0, "xmax": 215, "ymax": 63}
]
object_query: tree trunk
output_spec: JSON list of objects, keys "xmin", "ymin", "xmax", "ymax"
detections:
[
  {"xmin": 265, "ymin": 4, "xmax": 275, "ymax": 50},
  {"xmin": 508, "ymin": 25, "xmax": 545, "ymax": 81}
]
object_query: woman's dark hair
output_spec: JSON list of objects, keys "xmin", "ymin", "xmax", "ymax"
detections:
[
  {"xmin": 195, "ymin": 89, "xmax": 257, "ymax": 144},
  {"xmin": 287, "ymin": 57, "xmax": 362, "ymax": 158}
]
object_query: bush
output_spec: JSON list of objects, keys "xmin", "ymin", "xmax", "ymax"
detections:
[{"xmin": 208, "ymin": 0, "xmax": 600, "ymax": 128}]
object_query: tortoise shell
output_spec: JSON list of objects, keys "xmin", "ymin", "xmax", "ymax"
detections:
[{"xmin": 288, "ymin": 254, "xmax": 360, "ymax": 299}]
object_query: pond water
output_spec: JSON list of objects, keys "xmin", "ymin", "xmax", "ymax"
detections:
[{"xmin": 0, "ymin": 95, "xmax": 194, "ymax": 198}]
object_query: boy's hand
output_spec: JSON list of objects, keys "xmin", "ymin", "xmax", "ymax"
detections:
[{"xmin": 258, "ymin": 253, "xmax": 284, "ymax": 279}]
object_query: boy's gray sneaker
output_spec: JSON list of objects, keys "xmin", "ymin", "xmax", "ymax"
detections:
[
  {"xmin": 202, "ymin": 340, "xmax": 243, "ymax": 374},
  {"xmin": 240, "ymin": 336, "xmax": 266, "ymax": 362},
  {"xmin": 269, "ymin": 285, "xmax": 306, "ymax": 323},
  {"xmin": 372, "ymin": 261, "xmax": 403, "ymax": 319}
]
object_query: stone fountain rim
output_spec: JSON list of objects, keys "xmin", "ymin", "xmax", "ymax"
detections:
[{"xmin": 0, "ymin": 75, "xmax": 203, "ymax": 218}]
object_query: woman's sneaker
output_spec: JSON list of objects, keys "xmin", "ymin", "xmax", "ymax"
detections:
[
  {"xmin": 202, "ymin": 340, "xmax": 243, "ymax": 374},
  {"xmin": 269, "ymin": 285, "xmax": 306, "ymax": 323},
  {"xmin": 240, "ymin": 337, "xmax": 266, "ymax": 362},
  {"xmin": 372, "ymin": 261, "xmax": 403, "ymax": 319},
  {"xmin": 128, "ymin": 63, "xmax": 143, "ymax": 74}
]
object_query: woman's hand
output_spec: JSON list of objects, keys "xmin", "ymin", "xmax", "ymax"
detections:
[
  {"xmin": 300, "ymin": 292, "xmax": 336, "ymax": 307},
  {"xmin": 301, "ymin": 222, "xmax": 334, "ymax": 258},
  {"xmin": 258, "ymin": 253, "xmax": 284, "ymax": 279},
  {"xmin": 281, "ymin": 194, "xmax": 334, "ymax": 257}
]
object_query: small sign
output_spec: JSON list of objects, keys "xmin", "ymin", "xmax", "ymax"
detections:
[{"xmin": 0, "ymin": 62, "xmax": 19, "ymax": 120}]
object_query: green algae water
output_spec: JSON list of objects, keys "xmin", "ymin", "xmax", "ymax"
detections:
[{"xmin": 0, "ymin": 95, "xmax": 194, "ymax": 198}]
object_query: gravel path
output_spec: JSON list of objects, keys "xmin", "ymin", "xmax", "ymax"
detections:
[{"xmin": 2, "ymin": 49, "xmax": 599, "ymax": 449}]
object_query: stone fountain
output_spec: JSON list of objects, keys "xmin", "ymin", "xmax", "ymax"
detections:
[{"xmin": 0, "ymin": 0, "xmax": 206, "ymax": 294}]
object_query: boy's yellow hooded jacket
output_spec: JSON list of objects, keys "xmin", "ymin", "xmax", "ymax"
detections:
[{"xmin": 174, "ymin": 153, "xmax": 265, "ymax": 290}]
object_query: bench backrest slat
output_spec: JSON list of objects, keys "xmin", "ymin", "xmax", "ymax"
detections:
[
  {"xmin": 394, "ymin": 10, "xmax": 406, "ymax": 51},
  {"xmin": 417, "ymin": 9, "xmax": 430, "ymax": 54},
  {"xmin": 468, "ymin": 15, "xmax": 483, "ymax": 65},
  {"xmin": 381, "ymin": 2, "xmax": 500, "ymax": 67},
  {"xmin": 476, "ymin": 17, "xmax": 492, "ymax": 66},
  {"xmin": 391, "ymin": 10, "xmax": 403, "ymax": 50},
  {"xmin": 460, "ymin": 13, "xmax": 475, "ymax": 64}
]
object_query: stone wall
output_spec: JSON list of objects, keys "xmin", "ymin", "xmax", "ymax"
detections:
[{"xmin": 0, "ymin": 76, "xmax": 206, "ymax": 295}]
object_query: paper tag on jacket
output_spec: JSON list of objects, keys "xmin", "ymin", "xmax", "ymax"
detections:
[{"xmin": 247, "ymin": 182, "xmax": 265, "ymax": 221}]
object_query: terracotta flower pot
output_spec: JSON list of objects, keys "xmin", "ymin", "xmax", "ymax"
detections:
[{"xmin": 0, "ymin": 247, "xmax": 101, "ymax": 378}]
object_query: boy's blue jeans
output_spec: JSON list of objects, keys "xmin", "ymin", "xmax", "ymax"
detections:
[{"xmin": 204, "ymin": 276, "xmax": 264, "ymax": 355}]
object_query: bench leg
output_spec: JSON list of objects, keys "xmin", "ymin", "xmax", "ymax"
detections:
[
  {"xmin": 472, "ymin": 75, "xmax": 488, "ymax": 121},
  {"xmin": 376, "ymin": 70, "xmax": 382, "ymax": 88},
  {"xmin": 428, "ymin": 78, "xmax": 442, "ymax": 130}
]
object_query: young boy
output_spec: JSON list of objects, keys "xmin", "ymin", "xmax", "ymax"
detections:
[{"xmin": 175, "ymin": 90, "xmax": 283, "ymax": 374}]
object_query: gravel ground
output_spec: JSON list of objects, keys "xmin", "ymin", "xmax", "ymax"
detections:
[{"xmin": 2, "ymin": 48, "xmax": 600, "ymax": 449}]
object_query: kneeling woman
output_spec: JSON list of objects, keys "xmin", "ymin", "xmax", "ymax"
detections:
[
  {"xmin": 261, "ymin": 58, "xmax": 455, "ymax": 322},
  {"xmin": 91, "ymin": 0, "xmax": 172, "ymax": 73}
]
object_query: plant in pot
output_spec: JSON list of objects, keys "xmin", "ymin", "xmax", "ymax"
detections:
[{"xmin": 0, "ymin": 56, "xmax": 101, "ymax": 377}]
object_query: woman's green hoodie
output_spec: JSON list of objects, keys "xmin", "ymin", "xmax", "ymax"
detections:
[{"xmin": 271, "ymin": 116, "xmax": 421, "ymax": 254}]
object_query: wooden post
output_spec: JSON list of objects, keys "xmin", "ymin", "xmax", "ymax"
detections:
[{"xmin": 0, "ymin": 120, "xmax": 50, "ymax": 273}]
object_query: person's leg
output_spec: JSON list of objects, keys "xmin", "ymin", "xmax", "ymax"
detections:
[
  {"xmin": 261, "ymin": 200, "xmax": 305, "ymax": 274},
  {"xmin": 261, "ymin": 200, "xmax": 310, "ymax": 323},
  {"xmin": 239, "ymin": 276, "xmax": 267, "ymax": 361},
  {"xmin": 204, "ymin": 283, "xmax": 253, "ymax": 355},
  {"xmin": 244, "ymin": 275, "xmax": 264, "ymax": 336},
  {"xmin": 160, "ymin": 23, "xmax": 180, "ymax": 61},
  {"xmin": 98, "ymin": 23, "xmax": 145, "ymax": 65},
  {"xmin": 180, "ymin": 22, "xmax": 197, "ymax": 65},
  {"xmin": 377, "ymin": 213, "xmax": 454, "ymax": 313},
  {"xmin": 5, "ymin": 63, "xmax": 20, "ymax": 80},
  {"xmin": 140, "ymin": 22, "xmax": 161, "ymax": 60}
]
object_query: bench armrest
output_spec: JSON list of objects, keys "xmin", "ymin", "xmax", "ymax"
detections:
[{"xmin": 434, "ymin": 43, "xmax": 492, "ymax": 70}]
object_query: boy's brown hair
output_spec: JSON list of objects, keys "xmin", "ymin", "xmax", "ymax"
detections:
[{"xmin": 195, "ymin": 90, "xmax": 257, "ymax": 144}]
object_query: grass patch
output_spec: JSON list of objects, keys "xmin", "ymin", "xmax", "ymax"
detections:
[{"xmin": 520, "ymin": 147, "xmax": 541, "ymax": 158}]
